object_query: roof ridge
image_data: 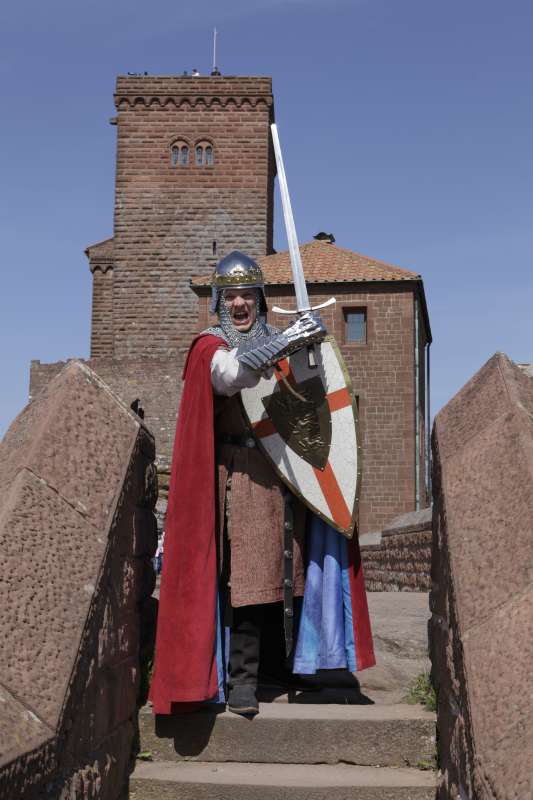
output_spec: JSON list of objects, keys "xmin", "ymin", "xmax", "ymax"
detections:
[{"xmin": 258, "ymin": 240, "xmax": 420, "ymax": 278}]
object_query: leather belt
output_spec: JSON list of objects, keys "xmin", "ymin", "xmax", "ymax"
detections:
[{"xmin": 218, "ymin": 434, "xmax": 256, "ymax": 448}]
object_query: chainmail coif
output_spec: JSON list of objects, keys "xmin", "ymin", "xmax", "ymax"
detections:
[{"xmin": 203, "ymin": 288, "xmax": 277, "ymax": 347}]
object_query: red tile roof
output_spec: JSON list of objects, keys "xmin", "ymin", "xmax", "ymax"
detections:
[{"xmin": 191, "ymin": 240, "xmax": 420, "ymax": 286}]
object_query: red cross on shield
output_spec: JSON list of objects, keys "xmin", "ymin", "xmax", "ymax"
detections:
[{"xmin": 240, "ymin": 336, "xmax": 361, "ymax": 539}]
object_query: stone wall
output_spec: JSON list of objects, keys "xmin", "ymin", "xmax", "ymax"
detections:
[
  {"xmin": 360, "ymin": 507, "xmax": 431, "ymax": 591},
  {"xmin": 0, "ymin": 361, "xmax": 157, "ymax": 800},
  {"xmin": 30, "ymin": 356, "xmax": 178, "ymax": 474},
  {"xmin": 430, "ymin": 352, "xmax": 533, "ymax": 798},
  {"xmin": 86, "ymin": 238, "xmax": 114, "ymax": 359}
]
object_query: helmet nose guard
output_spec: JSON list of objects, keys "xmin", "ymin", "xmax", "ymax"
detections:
[{"xmin": 210, "ymin": 250, "xmax": 268, "ymax": 314}]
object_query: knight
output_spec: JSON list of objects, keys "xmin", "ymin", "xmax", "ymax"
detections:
[{"xmin": 149, "ymin": 250, "xmax": 376, "ymax": 717}]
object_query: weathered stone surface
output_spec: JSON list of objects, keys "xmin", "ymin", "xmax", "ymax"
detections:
[
  {"xmin": 0, "ymin": 738, "xmax": 58, "ymax": 800},
  {"xmin": 0, "ymin": 469, "xmax": 108, "ymax": 728},
  {"xmin": 0, "ymin": 685, "xmax": 51, "ymax": 766},
  {"xmin": 360, "ymin": 592, "xmax": 430, "ymax": 695},
  {"xmin": 361, "ymin": 509, "xmax": 432, "ymax": 592},
  {"xmin": 430, "ymin": 352, "xmax": 533, "ymax": 798},
  {"xmin": 382, "ymin": 508, "xmax": 432, "ymax": 536},
  {"xmin": 141, "ymin": 702, "xmax": 435, "ymax": 768},
  {"xmin": 0, "ymin": 363, "xmax": 137, "ymax": 531},
  {"xmin": 0, "ymin": 361, "xmax": 157, "ymax": 800},
  {"xmin": 133, "ymin": 507, "xmax": 159, "ymax": 556},
  {"xmin": 130, "ymin": 761, "xmax": 436, "ymax": 800},
  {"xmin": 53, "ymin": 721, "xmax": 134, "ymax": 800}
]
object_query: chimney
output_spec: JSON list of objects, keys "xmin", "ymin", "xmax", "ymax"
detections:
[{"xmin": 313, "ymin": 231, "xmax": 335, "ymax": 244}]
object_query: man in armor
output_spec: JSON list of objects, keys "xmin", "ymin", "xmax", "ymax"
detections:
[{"xmin": 150, "ymin": 251, "xmax": 375, "ymax": 717}]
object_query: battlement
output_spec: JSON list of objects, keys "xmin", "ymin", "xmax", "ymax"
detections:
[{"xmin": 114, "ymin": 75, "xmax": 273, "ymax": 109}]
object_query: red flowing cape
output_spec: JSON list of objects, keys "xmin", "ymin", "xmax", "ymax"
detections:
[{"xmin": 149, "ymin": 334, "xmax": 224, "ymax": 714}]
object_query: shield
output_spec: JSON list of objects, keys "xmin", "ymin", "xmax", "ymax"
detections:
[{"xmin": 240, "ymin": 335, "xmax": 361, "ymax": 539}]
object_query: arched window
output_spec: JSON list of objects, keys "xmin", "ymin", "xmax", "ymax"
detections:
[
  {"xmin": 170, "ymin": 140, "xmax": 190, "ymax": 166},
  {"xmin": 194, "ymin": 140, "xmax": 215, "ymax": 166}
]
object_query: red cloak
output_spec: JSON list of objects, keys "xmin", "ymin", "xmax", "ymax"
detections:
[{"xmin": 149, "ymin": 335, "xmax": 224, "ymax": 713}]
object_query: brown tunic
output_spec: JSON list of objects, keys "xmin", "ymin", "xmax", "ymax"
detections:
[{"xmin": 215, "ymin": 394, "xmax": 305, "ymax": 607}]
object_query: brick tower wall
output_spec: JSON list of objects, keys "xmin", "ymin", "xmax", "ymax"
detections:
[
  {"xmin": 111, "ymin": 76, "xmax": 275, "ymax": 362},
  {"xmin": 417, "ymin": 305, "xmax": 429, "ymax": 507},
  {"xmin": 196, "ymin": 281, "xmax": 427, "ymax": 534},
  {"xmin": 90, "ymin": 267, "xmax": 114, "ymax": 357}
]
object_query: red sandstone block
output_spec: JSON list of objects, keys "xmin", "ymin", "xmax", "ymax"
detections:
[
  {"xmin": 0, "ymin": 360, "xmax": 157, "ymax": 790},
  {"xmin": 432, "ymin": 353, "xmax": 533, "ymax": 796}
]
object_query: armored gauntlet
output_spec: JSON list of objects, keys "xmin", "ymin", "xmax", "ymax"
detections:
[{"xmin": 236, "ymin": 312, "xmax": 326, "ymax": 371}]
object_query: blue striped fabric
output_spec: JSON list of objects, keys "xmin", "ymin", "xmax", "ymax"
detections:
[
  {"xmin": 213, "ymin": 584, "xmax": 228, "ymax": 703},
  {"xmin": 293, "ymin": 515, "xmax": 357, "ymax": 674}
]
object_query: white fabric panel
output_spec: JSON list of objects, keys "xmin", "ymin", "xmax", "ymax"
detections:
[{"xmin": 210, "ymin": 348, "xmax": 262, "ymax": 396}]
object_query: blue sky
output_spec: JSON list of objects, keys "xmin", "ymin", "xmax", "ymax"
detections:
[{"xmin": 1, "ymin": 0, "xmax": 532, "ymax": 436}]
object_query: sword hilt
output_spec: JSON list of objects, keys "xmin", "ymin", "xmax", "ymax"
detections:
[
  {"xmin": 271, "ymin": 299, "xmax": 335, "ymax": 369},
  {"xmin": 271, "ymin": 297, "xmax": 336, "ymax": 315}
]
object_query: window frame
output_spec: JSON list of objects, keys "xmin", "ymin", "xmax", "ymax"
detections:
[
  {"xmin": 343, "ymin": 307, "xmax": 368, "ymax": 346},
  {"xmin": 170, "ymin": 139, "xmax": 191, "ymax": 167},
  {"xmin": 194, "ymin": 139, "xmax": 215, "ymax": 167}
]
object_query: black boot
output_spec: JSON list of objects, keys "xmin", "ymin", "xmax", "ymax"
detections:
[
  {"xmin": 228, "ymin": 604, "xmax": 263, "ymax": 716},
  {"xmin": 227, "ymin": 684, "xmax": 259, "ymax": 716}
]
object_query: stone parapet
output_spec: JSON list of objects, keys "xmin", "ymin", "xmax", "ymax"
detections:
[
  {"xmin": 30, "ymin": 357, "xmax": 178, "ymax": 474},
  {"xmin": 114, "ymin": 75, "xmax": 273, "ymax": 109},
  {"xmin": 0, "ymin": 361, "xmax": 157, "ymax": 800},
  {"xmin": 430, "ymin": 352, "xmax": 533, "ymax": 798},
  {"xmin": 361, "ymin": 508, "xmax": 431, "ymax": 592}
]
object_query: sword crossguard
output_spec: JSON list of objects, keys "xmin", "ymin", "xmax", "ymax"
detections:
[{"xmin": 272, "ymin": 297, "xmax": 336, "ymax": 315}]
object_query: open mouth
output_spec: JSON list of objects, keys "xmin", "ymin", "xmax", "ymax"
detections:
[{"xmin": 232, "ymin": 310, "xmax": 251, "ymax": 325}]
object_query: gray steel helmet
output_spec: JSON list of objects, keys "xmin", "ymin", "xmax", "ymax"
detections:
[{"xmin": 210, "ymin": 250, "xmax": 268, "ymax": 314}]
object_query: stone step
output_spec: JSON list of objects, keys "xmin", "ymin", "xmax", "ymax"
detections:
[
  {"xmin": 139, "ymin": 701, "xmax": 435, "ymax": 768},
  {"xmin": 130, "ymin": 760, "xmax": 436, "ymax": 800}
]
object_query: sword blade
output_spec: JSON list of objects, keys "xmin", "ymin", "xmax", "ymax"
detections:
[{"xmin": 271, "ymin": 123, "xmax": 310, "ymax": 314}]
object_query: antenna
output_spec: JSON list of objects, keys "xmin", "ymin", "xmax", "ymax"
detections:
[{"xmin": 211, "ymin": 28, "xmax": 221, "ymax": 75}]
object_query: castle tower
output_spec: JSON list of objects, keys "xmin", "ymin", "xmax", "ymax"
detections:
[
  {"xmin": 89, "ymin": 75, "xmax": 275, "ymax": 361},
  {"xmin": 31, "ymin": 74, "xmax": 433, "ymax": 532}
]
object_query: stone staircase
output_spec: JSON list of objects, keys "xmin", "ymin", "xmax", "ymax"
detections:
[{"xmin": 130, "ymin": 593, "xmax": 437, "ymax": 799}]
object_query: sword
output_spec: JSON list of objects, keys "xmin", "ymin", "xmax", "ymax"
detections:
[{"xmin": 270, "ymin": 123, "xmax": 336, "ymax": 318}]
